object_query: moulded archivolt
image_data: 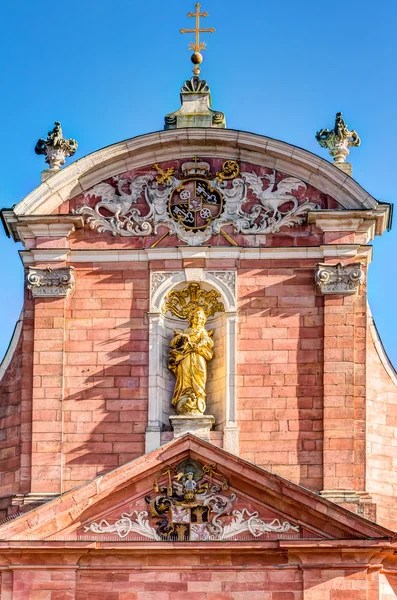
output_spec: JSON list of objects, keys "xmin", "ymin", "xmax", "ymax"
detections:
[
  {"xmin": 206, "ymin": 271, "xmax": 236, "ymax": 311},
  {"xmin": 9, "ymin": 129, "xmax": 382, "ymax": 226},
  {"xmin": 150, "ymin": 269, "xmax": 237, "ymax": 315}
]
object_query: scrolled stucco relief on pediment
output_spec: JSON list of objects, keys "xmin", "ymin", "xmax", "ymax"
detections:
[
  {"xmin": 84, "ymin": 459, "xmax": 300, "ymax": 541},
  {"xmin": 74, "ymin": 159, "xmax": 320, "ymax": 246}
]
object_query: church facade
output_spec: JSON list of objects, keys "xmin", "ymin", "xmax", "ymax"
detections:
[{"xmin": 1, "ymin": 8, "xmax": 397, "ymax": 596}]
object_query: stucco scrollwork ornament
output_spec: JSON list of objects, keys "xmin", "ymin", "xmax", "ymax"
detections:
[
  {"xmin": 150, "ymin": 272, "xmax": 178, "ymax": 297},
  {"xmin": 35, "ymin": 122, "xmax": 78, "ymax": 172},
  {"xmin": 316, "ymin": 112, "xmax": 361, "ymax": 164},
  {"xmin": 26, "ymin": 266, "xmax": 75, "ymax": 298},
  {"xmin": 84, "ymin": 511, "xmax": 160, "ymax": 540},
  {"xmin": 208, "ymin": 271, "xmax": 236, "ymax": 298},
  {"xmin": 83, "ymin": 460, "xmax": 300, "ymax": 542},
  {"xmin": 75, "ymin": 160, "xmax": 318, "ymax": 245},
  {"xmin": 74, "ymin": 174, "xmax": 156, "ymax": 236},
  {"xmin": 239, "ymin": 171, "xmax": 318, "ymax": 234},
  {"xmin": 315, "ymin": 263, "xmax": 364, "ymax": 295}
]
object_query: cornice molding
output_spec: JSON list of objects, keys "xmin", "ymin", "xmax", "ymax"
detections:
[
  {"xmin": 308, "ymin": 208, "xmax": 389, "ymax": 242},
  {"xmin": 2, "ymin": 213, "xmax": 84, "ymax": 243},
  {"xmin": 18, "ymin": 245, "xmax": 373, "ymax": 266}
]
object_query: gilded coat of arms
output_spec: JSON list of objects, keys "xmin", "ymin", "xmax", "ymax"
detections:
[
  {"xmin": 76, "ymin": 158, "xmax": 318, "ymax": 246},
  {"xmin": 84, "ymin": 459, "xmax": 300, "ymax": 542},
  {"xmin": 168, "ymin": 178, "xmax": 223, "ymax": 230}
]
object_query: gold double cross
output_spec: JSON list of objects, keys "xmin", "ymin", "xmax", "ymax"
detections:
[{"xmin": 180, "ymin": 3, "xmax": 215, "ymax": 75}]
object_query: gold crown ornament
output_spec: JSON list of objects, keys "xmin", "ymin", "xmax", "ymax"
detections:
[{"xmin": 181, "ymin": 157, "xmax": 211, "ymax": 178}]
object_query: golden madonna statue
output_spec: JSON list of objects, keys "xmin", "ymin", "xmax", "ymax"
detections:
[{"xmin": 168, "ymin": 307, "xmax": 214, "ymax": 416}]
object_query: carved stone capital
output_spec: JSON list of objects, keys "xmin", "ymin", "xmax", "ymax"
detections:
[
  {"xmin": 26, "ymin": 266, "xmax": 75, "ymax": 298},
  {"xmin": 315, "ymin": 262, "xmax": 364, "ymax": 295}
]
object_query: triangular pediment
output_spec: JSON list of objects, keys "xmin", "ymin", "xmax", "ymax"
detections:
[{"xmin": 0, "ymin": 435, "xmax": 393, "ymax": 543}]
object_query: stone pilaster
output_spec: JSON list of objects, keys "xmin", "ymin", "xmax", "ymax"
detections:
[
  {"xmin": 27, "ymin": 267, "xmax": 74, "ymax": 496},
  {"xmin": 317, "ymin": 262, "xmax": 374, "ymax": 517}
]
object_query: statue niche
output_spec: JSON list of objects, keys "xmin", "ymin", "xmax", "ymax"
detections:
[
  {"xmin": 163, "ymin": 283, "xmax": 225, "ymax": 417},
  {"xmin": 169, "ymin": 307, "xmax": 214, "ymax": 415}
]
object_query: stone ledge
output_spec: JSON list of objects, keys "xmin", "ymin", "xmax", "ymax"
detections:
[
  {"xmin": 12, "ymin": 493, "xmax": 60, "ymax": 512},
  {"xmin": 320, "ymin": 490, "xmax": 376, "ymax": 521},
  {"xmin": 170, "ymin": 415, "xmax": 215, "ymax": 442}
]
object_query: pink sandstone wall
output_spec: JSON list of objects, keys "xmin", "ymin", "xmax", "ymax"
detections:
[
  {"xmin": 0, "ymin": 559, "xmax": 388, "ymax": 600},
  {"xmin": 366, "ymin": 316, "xmax": 397, "ymax": 529},
  {"xmin": 0, "ymin": 294, "xmax": 34, "ymax": 517},
  {"xmin": 28, "ymin": 258, "xmax": 327, "ymax": 494},
  {"xmin": 2, "ymin": 158, "xmax": 395, "ymax": 525},
  {"xmin": 0, "ymin": 334, "xmax": 22, "ymax": 515},
  {"xmin": 3, "ymin": 258, "xmax": 376, "ymax": 504},
  {"xmin": 381, "ymin": 573, "xmax": 397, "ymax": 600},
  {"xmin": 62, "ymin": 261, "xmax": 149, "ymax": 489},
  {"xmin": 237, "ymin": 259, "xmax": 323, "ymax": 491}
]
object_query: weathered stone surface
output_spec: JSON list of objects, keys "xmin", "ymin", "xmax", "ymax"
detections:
[
  {"xmin": 0, "ymin": 435, "xmax": 394, "ymax": 598},
  {"xmin": 165, "ymin": 77, "xmax": 226, "ymax": 130},
  {"xmin": 169, "ymin": 415, "xmax": 215, "ymax": 441}
]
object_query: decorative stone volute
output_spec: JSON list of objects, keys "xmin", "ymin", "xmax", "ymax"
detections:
[
  {"xmin": 26, "ymin": 266, "xmax": 75, "ymax": 298},
  {"xmin": 164, "ymin": 77, "xmax": 226, "ymax": 129},
  {"xmin": 35, "ymin": 122, "xmax": 78, "ymax": 181},
  {"xmin": 316, "ymin": 112, "xmax": 360, "ymax": 176},
  {"xmin": 315, "ymin": 262, "xmax": 364, "ymax": 295}
]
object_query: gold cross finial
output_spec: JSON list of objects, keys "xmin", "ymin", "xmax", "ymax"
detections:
[{"xmin": 180, "ymin": 3, "xmax": 215, "ymax": 77}]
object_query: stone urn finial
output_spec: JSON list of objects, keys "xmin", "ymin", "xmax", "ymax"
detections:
[
  {"xmin": 35, "ymin": 122, "xmax": 78, "ymax": 179},
  {"xmin": 316, "ymin": 112, "xmax": 360, "ymax": 165}
]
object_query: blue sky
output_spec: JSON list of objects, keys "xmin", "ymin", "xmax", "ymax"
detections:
[{"xmin": 0, "ymin": 0, "xmax": 396, "ymax": 365}]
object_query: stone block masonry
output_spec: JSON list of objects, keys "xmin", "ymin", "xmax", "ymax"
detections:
[
  {"xmin": 0, "ymin": 253, "xmax": 395, "ymax": 524},
  {"xmin": 237, "ymin": 260, "xmax": 324, "ymax": 491}
]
